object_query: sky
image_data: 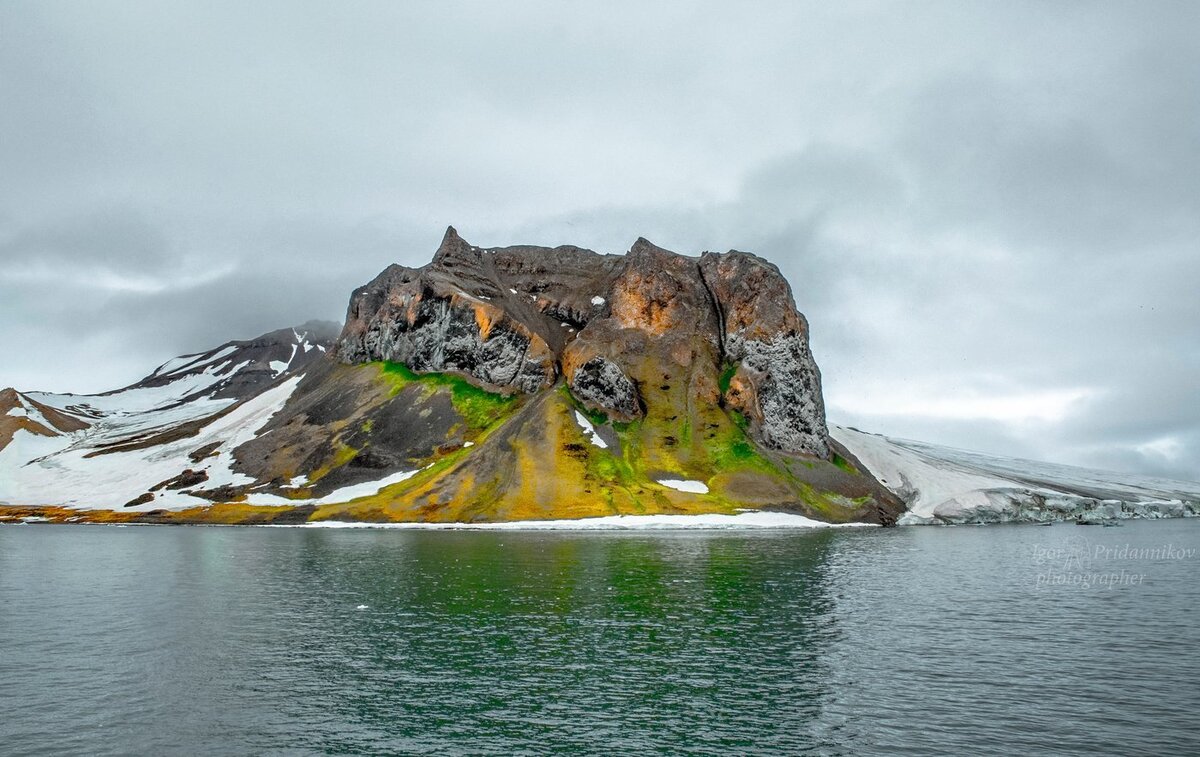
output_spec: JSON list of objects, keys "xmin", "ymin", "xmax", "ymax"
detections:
[{"xmin": 2, "ymin": 1, "xmax": 1197, "ymax": 481}]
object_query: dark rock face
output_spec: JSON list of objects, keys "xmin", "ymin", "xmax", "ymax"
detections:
[
  {"xmin": 568, "ymin": 356, "xmax": 641, "ymax": 419},
  {"xmin": 336, "ymin": 228, "xmax": 596, "ymax": 394},
  {"xmin": 699, "ymin": 252, "xmax": 829, "ymax": 458},
  {"xmin": 123, "ymin": 492, "xmax": 154, "ymax": 508},
  {"xmin": 340, "ymin": 287, "xmax": 554, "ymax": 393},
  {"xmin": 337, "ymin": 227, "xmax": 831, "ymax": 458},
  {"xmin": 150, "ymin": 468, "xmax": 209, "ymax": 492}
]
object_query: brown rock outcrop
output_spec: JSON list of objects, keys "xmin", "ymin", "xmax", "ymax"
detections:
[{"xmin": 335, "ymin": 227, "xmax": 830, "ymax": 457}]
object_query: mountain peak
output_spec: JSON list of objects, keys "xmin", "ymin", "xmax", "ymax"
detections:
[
  {"xmin": 4, "ymin": 229, "xmax": 1194, "ymax": 528},
  {"xmin": 336, "ymin": 232, "xmax": 828, "ymax": 457}
]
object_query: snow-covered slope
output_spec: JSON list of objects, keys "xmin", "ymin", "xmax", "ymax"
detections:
[
  {"xmin": 0, "ymin": 322, "xmax": 338, "ymax": 510},
  {"xmin": 832, "ymin": 426, "xmax": 1200, "ymax": 524}
]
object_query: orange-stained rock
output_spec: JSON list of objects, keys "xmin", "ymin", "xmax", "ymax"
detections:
[{"xmin": 336, "ymin": 227, "xmax": 829, "ymax": 456}]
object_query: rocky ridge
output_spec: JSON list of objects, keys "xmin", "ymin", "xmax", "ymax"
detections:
[
  {"xmin": 336, "ymin": 227, "xmax": 829, "ymax": 457},
  {"xmin": 2, "ymin": 229, "xmax": 1196, "ymax": 527}
]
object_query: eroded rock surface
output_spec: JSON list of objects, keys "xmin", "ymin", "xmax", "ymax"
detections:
[
  {"xmin": 700, "ymin": 251, "xmax": 829, "ymax": 457},
  {"xmin": 337, "ymin": 227, "xmax": 831, "ymax": 457}
]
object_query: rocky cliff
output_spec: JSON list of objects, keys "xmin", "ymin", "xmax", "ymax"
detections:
[
  {"xmin": 0, "ymin": 230, "xmax": 903, "ymax": 526},
  {"xmin": 5, "ymin": 232, "xmax": 1197, "ymax": 527},
  {"xmin": 336, "ymin": 227, "xmax": 829, "ymax": 457}
]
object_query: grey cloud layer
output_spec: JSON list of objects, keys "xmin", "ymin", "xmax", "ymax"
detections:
[{"xmin": 1, "ymin": 1, "xmax": 1196, "ymax": 480}]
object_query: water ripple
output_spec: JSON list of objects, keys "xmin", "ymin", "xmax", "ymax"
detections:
[{"xmin": 1, "ymin": 522, "xmax": 1197, "ymax": 755}]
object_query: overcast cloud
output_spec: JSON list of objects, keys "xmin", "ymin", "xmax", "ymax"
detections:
[{"xmin": 2, "ymin": 1, "xmax": 1197, "ymax": 481}]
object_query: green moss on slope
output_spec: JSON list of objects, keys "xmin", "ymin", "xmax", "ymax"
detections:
[{"xmin": 377, "ymin": 361, "xmax": 519, "ymax": 432}]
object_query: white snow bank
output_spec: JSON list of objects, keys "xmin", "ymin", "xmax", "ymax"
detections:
[
  {"xmin": 830, "ymin": 425, "xmax": 1200, "ymax": 524},
  {"xmin": 245, "ymin": 466, "xmax": 427, "ymax": 506},
  {"xmin": 573, "ymin": 411, "xmax": 608, "ymax": 449},
  {"xmin": 263, "ymin": 511, "xmax": 874, "ymax": 530},
  {"xmin": 829, "ymin": 426, "xmax": 1015, "ymax": 520},
  {"xmin": 0, "ymin": 377, "xmax": 303, "ymax": 510},
  {"xmin": 657, "ymin": 479, "xmax": 709, "ymax": 494}
]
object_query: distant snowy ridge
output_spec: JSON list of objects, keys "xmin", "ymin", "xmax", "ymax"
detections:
[
  {"xmin": 0, "ymin": 322, "xmax": 340, "ymax": 511},
  {"xmin": 832, "ymin": 426, "xmax": 1200, "ymax": 525}
]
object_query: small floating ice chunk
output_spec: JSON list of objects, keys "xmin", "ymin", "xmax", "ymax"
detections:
[
  {"xmin": 355, "ymin": 604, "xmax": 369, "ymax": 610},
  {"xmin": 573, "ymin": 411, "xmax": 608, "ymax": 449},
  {"xmin": 657, "ymin": 479, "xmax": 709, "ymax": 494},
  {"xmin": 591, "ymin": 296, "xmax": 606, "ymax": 306}
]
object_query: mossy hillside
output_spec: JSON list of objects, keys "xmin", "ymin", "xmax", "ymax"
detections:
[
  {"xmin": 304, "ymin": 441, "xmax": 358, "ymax": 486},
  {"xmin": 601, "ymin": 350, "xmax": 789, "ymax": 482},
  {"xmin": 288, "ymin": 362, "xmax": 523, "ymax": 494},
  {"xmin": 308, "ymin": 389, "xmax": 750, "ymax": 524},
  {"xmin": 557, "ymin": 351, "xmax": 892, "ymax": 522},
  {"xmin": 90, "ymin": 354, "xmax": 889, "ymax": 525},
  {"xmin": 377, "ymin": 361, "xmax": 518, "ymax": 433},
  {"xmin": 717, "ymin": 361, "xmax": 737, "ymax": 395}
]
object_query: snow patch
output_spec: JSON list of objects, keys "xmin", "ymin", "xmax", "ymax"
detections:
[
  {"xmin": 590, "ymin": 296, "xmax": 606, "ymax": 306},
  {"xmin": 0, "ymin": 377, "xmax": 303, "ymax": 510},
  {"xmin": 152, "ymin": 353, "xmax": 205, "ymax": 377},
  {"xmin": 156, "ymin": 345, "xmax": 238, "ymax": 377},
  {"xmin": 831, "ymin": 425, "xmax": 1200, "ymax": 524},
  {"xmin": 573, "ymin": 411, "xmax": 608, "ymax": 449},
  {"xmin": 245, "ymin": 465, "xmax": 429, "ymax": 506},
  {"xmin": 657, "ymin": 479, "xmax": 709, "ymax": 494}
]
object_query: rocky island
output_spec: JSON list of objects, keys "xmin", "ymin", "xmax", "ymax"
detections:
[{"xmin": 1, "ymin": 229, "xmax": 1196, "ymax": 526}]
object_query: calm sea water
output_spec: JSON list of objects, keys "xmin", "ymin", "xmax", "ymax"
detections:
[{"xmin": 1, "ymin": 520, "xmax": 1198, "ymax": 756}]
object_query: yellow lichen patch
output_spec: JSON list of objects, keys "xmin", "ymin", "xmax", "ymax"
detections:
[
  {"xmin": 0, "ymin": 505, "xmax": 136, "ymax": 524},
  {"xmin": 305, "ymin": 441, "xmax": 358, "ymax": 485},
  {"xmin": 295, "ymin": 387, "xmax": 746, "ymax": 525},
  {"xmin": 469, "ymin": 300, "xmax": 498, "ymax": 341},
  {"xmin": 0, "ymin": 503, "xmax": 314, "ymax": 526},
  {"xmin": 609, "ymin": 282, "xmax": 683, "ymax": 335}
]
